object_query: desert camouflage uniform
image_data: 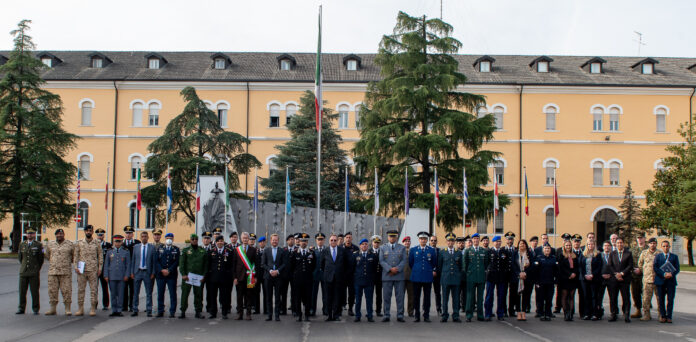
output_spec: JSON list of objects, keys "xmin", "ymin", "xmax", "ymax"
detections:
[
  {"xmin": 638, "ymin": 249, "xmax": 658, "ymax": 317},
  {"xmin": 74, "ymin": 238, "xmax": 104, "ymax": 312},
  {"xmin": 46, "ymin": 240, "xmax": 75, "ymax": 312}
]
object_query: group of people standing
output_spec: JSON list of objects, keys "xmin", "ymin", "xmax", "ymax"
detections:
[{"xmin": 16, "ymin": 225, "xmax": 681, "ymax": 325}]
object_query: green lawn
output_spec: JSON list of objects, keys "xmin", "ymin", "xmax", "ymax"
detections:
[
  {"xmin": 680, "ymin": 265, "xmax": 696, "ymax": 272},
  {"xmin": 0, "ymin": 253, "xmax": 18, "ymax": 259}
]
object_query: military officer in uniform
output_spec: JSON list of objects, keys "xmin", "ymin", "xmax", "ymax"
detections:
[
  {"xmin": 45, "ymin": 228, "xmax": 75, "ymax": 316},
  {"xmin": 464, "ymin": 233, "xmax": 489, "ymax": 322},
  {"xmin": 281, "ymin": 233, "xmax": 296, "ymax": 316},
  {"xmin": 402, "ymin": 236, "xmax": 414, "ymax": 317},
  {"xmin": 343, "ymin": 231, "xmax": 359, "ymax": 316},
  {"xmin": 456, "ymin": 236, "xmax": 468, "ymax": 314},
  {"xmin": 254, "ymin": 235, "xmax": 267, "ymax": 315},
  {"xmin": 104, "ymin": 235, "xmax": 131, "ymax": 317},
  {"xmin": 352, "ymin": 238, "xmax": 377, "ymax": 322},
  {"xmin": 17, "ymin": 228, "xmax": 44, "ymax": 315},
  {"xmin": 630, "ymin": 234, "xmax": 648, "ymax": 319},
  {"xmin": 311, "ymin": 233, "xmax": 327, "ymax": 317},
  {"xmin": 504, "ymin": 232, "xmax": 517, "ymax": 317},
  {"xmin": 179, "ymin": 234, "xmax": 209, "ymax": 319},
  {"xmin": 481, "ymin": 236, "xmax": 489, "ymax": 249},
  {"xmin": 429, "ymin": 234, "xmax": 442, "ymax": 315},
  {"xmin": 96, "ymin": 228, "xmax": 112, "ymax": 310},
  {"xmin": 371, "ymin": 235, "xmax": 383, "ymax": 316},
  {"xmin": 439, "ymin": 232, "xmax": 462, "ymax": 322},
  {"xmin": 638, "ymin": 237, "xmax": 659, "ymax": 321},
  {"xmin": 200, "ymin": 231, "xmax": 213, "ymax": 315},
  {"xmin": 409, "ymin": 231, "xmax": 437, "ymax": 322},
  {"xmin": 152, "ymin": 229, "xmax": 164, "ymax": 249},
  {"xmin": 208, "ymin": 236, "xmax": 234, "ymax": 319},
  {"xmin": 202, "ymin": 231, "xmax": 213, "ymax": 251},
  {"xmin": 380, "ymin": 230, "xmax": 408, "ymax": 322},
  {"xmin": 212, "ymin": 227, "xmax": 224, "ymax": 245},
  {"xmin": 122, "ymin": 226, "xmax": 140, "ymax": 312},
  {"xmin": 74, "ymin": 225, "xmax": 104, "ymax": 316},
  {"xmin": 154, "ymin": 232, "xmax": 179, "ymax": 318},
  {"xmin": 289, "ymin": 233, "xmax": 316, "ymax": 321},
  {"xmin": 484, "ymin": 235, "xmax": 511, "ymax": 321}
]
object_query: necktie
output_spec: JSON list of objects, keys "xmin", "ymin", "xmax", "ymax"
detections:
[
  {"xmin": 141, "ymin": 245, "xmax": 146, "ymax": 269},
  {"xmin": 363, "ymin": 252, "xmax": 366, "ymax": 258},
  {"xmin": 332, "ymin": 248, "xmax": 336, "ymax": 262},
  {"xmin": 273, "ymin": 248, "xmax": 277, "ymax": 262},
  {"xmin": 244, "ymin": 246, "xmax": 247, "ymax": 253},
  {"xmin": 618, "ymin": 252, "xmax": 622, "ymax": 261},
  {"xmin": 391, "ymin": 244, "xmax": 394, "ymax": 251}
]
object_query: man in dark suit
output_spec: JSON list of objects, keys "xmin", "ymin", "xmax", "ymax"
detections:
[
  {"xmin": 122, "ymin": 226, "xmax": 140, "ymax": 312},
  {"xmin": 604, "ymin": 236, "xmax": 633, "ymax": 322},
  {"xmin": 282, "ymin": 234, "xmax": 297, "ymax": 316},
  {"xmin": 232, "ymin": 232, "xmax": 257, "ymax": 320},
  {"xmin": 290, "ymin": 233, "xmax": 316, "ymax": 321},
  {"xmin": 371, "ymin": 235, "xmax": 383, "ymax": 317},
  {"xmin": 320, "ymin": 234, "xmax": 349, "ymax": 321},
  {"xmin": 261, "ymin": 234, "xmax": 288, "ymax": 321},
  {"xmin": 311, "ymin": 233, "xmax": 327, "ymax": 317},
  {"xmin": 342, "ymin": 232, "xmax": 360, "ymax": 316},
  {"xmin": 653, "ymin": 240, "xmax": 680, "ymax": 323}
]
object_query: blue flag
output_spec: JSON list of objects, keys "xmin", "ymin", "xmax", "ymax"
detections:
[
  {"xmin": 344, "ymin": 167, "xmax": 349, "ymax": 213},
  {"xmin": 285, "ymin": 168, "xmax": 292, "ymax": 215},
  {"xmin": 253, "ymin": 172, "xmax": 259, "ymax": 213},
  {"xmin": 166, "ymin": 168, "xmax": 173, "ymax": 215}
]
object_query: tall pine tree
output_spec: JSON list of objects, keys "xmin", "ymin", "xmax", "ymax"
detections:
[
  {"xmin": 260, "ymin": 91, "xmax": 357, "ymax": 212},
  {"xmin": 142, "ymin": 86, "xmax": 260, "ymax": 226},
  {"xmin": 0, "ymin": 20, "xmax": 78, "ymax": 251},
  {"xmin": 611, "ymin": 180, "xmax": 645, "ymax": 246},
  {"xmin": 353, "ymin": 12, "xmax": 509, "ymax": 232}
]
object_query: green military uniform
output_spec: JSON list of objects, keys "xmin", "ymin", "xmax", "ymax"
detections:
[
  {"xmin": 630, "ymin": 243, "xmax": 648, "ymax": 316},
  {"xmin": 463, "ymin": 244, "xmax": 489, "ymax": 320},
  {"xmin": 179, "ymin": 235, "xmax": 209, "ymax": 317},
  {"xmin": 18, "ymin": 236, "xmax": 44, "ymax": 314}
]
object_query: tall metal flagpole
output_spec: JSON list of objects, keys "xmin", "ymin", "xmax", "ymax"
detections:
[
  {"xmin": 463, "ymin": 167, "xmax": 467, "ymax": 237},
  {"xmin": 255, "ymin": 168, "xmax": 258, "ymax": 237},
  {"xmin": 105, "ymin": 162, "xmax": 110, "ymax": 238},
  {"xmin": 194, "ymin": 163, "xmax": 199, "ymax": 237},
  {"xmin": 493, "ymin": 175, "xmax": 497, "ymax": 237},
  {"xmin": 75, "ymin": 168, "xmax": 80, "ymax": 241},
  {"xmin": 522, "ymin": 167, "xmax": 526, "ymax": 240},
  {"xmin": 284, "ymin": 167, "xmax": 288, "ymax": 241},
  {"xmin": 223, "ymin": 166, "xmax": 227, "ymax": 236},
  {"xmin": 165, "ymin": 164, "xmax": 170, "ymax": 235},
  {"xmin": 553, "ymin": 167, "xmax": 557, "ymax": 249},
  {"xmin": 344, "ymin": 166, "xmax": 348, "ymax": 235},
  {"xmin": 373, "ymin": 167, "xmax": 378, "ymax": 236},
  {"xmin": 315, "ymin": 5, "xmax": 322, "ymax": 235}
]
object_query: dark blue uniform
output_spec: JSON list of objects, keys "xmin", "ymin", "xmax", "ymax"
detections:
[
  {"xmin": 484, "ymin": 247, "xmax": 511, "ymax": 319},
  {"xmin": 290, "ymin": 248, "xmax": 316, "ymax": 319},
  {"xmin": 155, "ymin": 244, "xmax": 180, "ymax": 316},
  {"xmin": 409, "ymin": 245, "xmax": 437, "ymax": 320},
  {"xmin": 351, "ymin": 250, "xmax": 378, "ymax": 320},
  {"xmin": 534, "ymin": 254, "xmax": 559, "ymax": 318},
  {"xmin": 311, "ymin": 246, "xmax": 327, "ymax": 316}
]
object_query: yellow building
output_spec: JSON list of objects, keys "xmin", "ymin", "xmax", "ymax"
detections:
[{"xmin": 1, "ymin": 51, "xmax": 693, "ymax": 257}]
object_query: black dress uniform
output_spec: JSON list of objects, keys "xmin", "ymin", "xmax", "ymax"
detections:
[
  {"xmin": 484, "ymin": 243, "xmax": 511, "ymax": 319},
  {"xmin": 290, "ymin": 240, "xmax": 316, "ymax": 321},
  {"xmin": 342, "ymin": 241, "xmax": 359, "ymax": 316},
  {"xmin": 207, "ymin": 243, "xmax": 234, "ymax": 318},
  {"xmin": 371, "ymin": 243, "xmax": 383, "ymax": 316}
]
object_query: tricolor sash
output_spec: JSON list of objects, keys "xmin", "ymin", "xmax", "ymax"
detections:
[{"xmin": 236, "ymin": 246, "xmax": 256, "ymax": 288}]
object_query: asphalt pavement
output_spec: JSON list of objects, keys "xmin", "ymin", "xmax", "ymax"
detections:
[{"xmin": 1, "ymin": 258, "xmax": 696, "ymax": 342}]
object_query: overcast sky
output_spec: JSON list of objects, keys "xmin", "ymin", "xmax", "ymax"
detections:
[{"xmin": 1, "ymin": 0, "xmax": 693, "ymax": 57}]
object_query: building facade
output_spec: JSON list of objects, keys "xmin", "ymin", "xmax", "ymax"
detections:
[{"xmin": 1, "ymin": 51, "xmax": 694, "ymax": 256}]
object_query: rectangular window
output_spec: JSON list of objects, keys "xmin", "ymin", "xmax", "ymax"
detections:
[
  {"xmin": 149, "ymin": 108, "xmax": 159, "ymax": 126},
  {"xmin": 81, "ymin": 105, "xmax": 92, "ymax": 126},
  {"xmin": 218, "ymin": 109, "xmax": 228, "ymax": 127},
  {"xmin": 593, "ymin": 167, "xmax": 603, "ymax": 186},
  {"xmin": 494, "ymin": 112, "xmax": 504, "ymax": 130},
  {"xmin": 537, "ymin": 61, "xmax": 548, "ymax": 72},
  {"xmin": 495, "ymin": 167, "xmax": 504, "ymax": 185},
  {"xmin": 480, "ymin": 61, "xmax": 490, "ymax": 72},
  {"xmin": 339, "ymin": 111, "xmax": 349, "ymax": 128},
  {"xmin": 146, "ymin": 208, "xmax": 156, "ymax": 229},
  {"xmin": 214, "ymin": 59, "xmax": 225, "ymax": 69},
  {"xmin": 477, "ymin": 218, "xmax": 487, "ymax": 234},
  {"xmin": 280, "ymin": 60, "xmax": 291, "ymax": 71},
  {"xmin": 546, "ymin": 112, "xmax": 556, "ymax": 130},
  {"xmin": 148, "ymin": 59, "xmax": 159, "ymax": 69},
  {"xmin": 494, "ymin": 211, "xmax": 504, "ymax": 234},
  {"xmin": 656, "ymin": 114, "xmax": 666, "ymax": 132},
  {"xmin": 545, "ymin": 167, "xmax": 555, "ymax": 185},
  {"xmin": 346, "ymin": 60, "xmax": 357, "ymax": 71},
  {"xmin": 610, "ymin": 168, "xmax": 620, "ymax": 186},
  {"xmin": 546, "ymin": 210, "xmax": 555, "ymax": 235},
  {"xmin": 609, "ymin": 114, "xmax": 619, "ymax": 131},
  {"xmin": 79, "ymin": 161, "xmax": 90, "ymax": 180},
  {"xmin": 590, "ymin": 63, "xmax": 601, "ymax": 74},
  {"xmin": 642, "ymin": 64, "xmax": 653, "ymax": 74},
  {"xmin": 41, "ymin": 58, "xmax": 52, "ymax": 67},
  {"xmin": 269, "ymin": 106, "xmax": 280, "ymax": 127},
  {"xmin": 92, "ymin": 58, "xmax": 102, "ymax": 68},
  {"xmin": 593, "ymin": 114, "xmax": 603, "ymax": 131}
]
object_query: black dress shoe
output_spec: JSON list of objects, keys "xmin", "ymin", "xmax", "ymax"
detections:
[
  {"xmin": 397, "ymin": 317, "xmax": 405, "ymax": 322},
  {"xmin": 275, "ymin": 316, "xmax": 280, "ymax": 321},
  {"xmin": 553, "ymin": 309, "xmax": 561, "ymax": 314},
  {"xmin": 222, "ymin": 314, "xmax": 228, "ymax": 320},
  {"xmin": 625, "ymin": 316, "xmax": 631, "ymax": 323},
  {"xmin": 477, "ymin": 317, "xmax": 485, "ymax": 321},
  {"xmin": 115, "ymin": 312, "xmax": 124, "ymax": 317},
  {"xmin": 376, "ymin": 312, "xmax": 383, "ymax": 317},
  {"xmin": 534, "ymin": 313, "xmax": 541, "ymax": 318},
  {"xmin": 109, "ymin": 312, "xmax": 117, "ymax": 317},
  {"xmin": 169, "ymin": 313, "xmax": 175, "ymax": 318},
  {"xmin": 453, "ymin": 318, "xmax": 462, "ymax": 323},
  {"xmin": 367, "ymin": 317, "xmax": 374, "ymax": 322},
  {"xmin": 497, "ymin": 317, "xmax": 504, "ymax": 321},
  {"xmin": 33, "ymin": 312, "xmax": 39, "ymax": 315},
  {"xmin": 348, "ymin": 309, "xmax": 354, "ymax": 316},
  {"xmin": 304, "ymin": 316, "xmax": 310, "ymax": 322},
  {"xmin": 609, "ymin": 315, "xmax": 617, "ymax": 322},
  {"xmin": 382, "ymin": 317, "xmax": 390, "ymax": 322},
  {"xmin": 413, "ymin": 317, "xmax": 420, "ymax": 322},
  {"xmin": 195, "ymin": 312, "xmax": 203, "ymax": 319},
  {"xmin": 131, "ymin": 312, "xmax": 138, "ymax": 317},
  {"xmin": 354, "ymin": 317, "xmax": 360, "ymax": 322},
  {"xmin": 485, "ymin": 317, "xmax": 491, "ymax": 321},
  {"xmin": 441, "ymin": 317, "xmax": 447, "ymax": 322},
  {"xmin": 156, "ymin": 312, "xmax": 164, "ymax": 318},
  {"xmin": 265, "ymin": 316, "xmax": 272, "ymax": 321},
  {"xmin": 147, "ymin": 312, "xmax": 153, "ymax": 317},
  {"xmin": 102, "ymin": 307, "xmax": 109, "ymax": 311},
  {"xmin": 466, "ymin": 318, "xmax": 472, "ymax": 322},
  {"xmin": 423, "ymin": 317, "xmax": 431, "ymax": 322},
  {"xmin": 209, "ymin": 314, "xmax": 217, "ymax": 319},
  {"xmin": 178, "ymin": 313, "xmax": 186, "ymax": 319},
  {"xmin": 15, "ymin": 310, "xmax": 24, "ymax": 315}
]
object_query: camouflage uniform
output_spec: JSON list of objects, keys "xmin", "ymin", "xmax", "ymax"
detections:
[
  {"xmin": 46, "ymin": 240, "xmax": 75, "ymax": 314},
  {"xmin": 74, "ymin": 237, "xmax": 104, "ymax": 315},
  {"xmin": 630, "ymin": 245, "xmax": 648, "ymax": 314},
  {"xmin": 638, "ymin": 248, "xmax": 658, "ymax": 319}
]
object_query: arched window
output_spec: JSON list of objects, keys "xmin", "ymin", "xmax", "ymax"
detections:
[
  {"xmin": 545, "ymin": 106, "xmax": 557, "ymax": 130},
  {"xmin": 494, "ymin": 210, "xmax": 504, "ymax": 234},
  {"xmin": 545, "ymin": 208, "xmax": 555, "ymax": 234},
  {"xmin": 545, "ymin": 160, "xmax": 557, "ymax": 185},
  {"xmin": 355, "ymin": 104, "xmax": 362, "ymax": 128},
  {"xmin": 145, "ymin": 207, "xmax": 156, "ymax": 229},
  {"xmin": 609, "ymin": 107, "xmax": 620, "ymax": 131},
  {"xmin": 655, "ymin": 107, "xmax": 667, "ymax": 133},
  {"xmin": 131, "ymin": 156, "xmax": 142, "ymax": 180},
  {"xmin": 592, "ymin": 161, "xmax": 604, "ymax": 186},
  {"xmin": 476, "ymin": 217, "xmax": 488, "ymax": 234},
  {"xmin": 148, "ymin": 103, "xmax": 160, "ymax": 126},
  {"xmin": 338, "ymin": 104, "xmax": 350, "ymax": 129},
  {"xmin": 592, "ymin": 107, "xmax": 603, "ymax": 131},
  {"xmin": 269, "ymin": 104, "xmax": 280, "ymax": 127},
  {"xmin": 129, "ymin": 202, "xmax": 139, "ymax": 228},
  {"xmin": 132, "ymin": 102, "xmax": 143, "ymax": 127},
  {"xmin": 477, "ymin": 106, "xmax": 488, "ymax": 119},
  {"xmin": 78, "ymin": 201, "xmax": 89, "ymax": 228},
  {"xmin": 268, "ymin": 157, "xmax": 280, "ymax": 178},
  {"xmin": 81, "ymin": 101, "xmax": 92, "ymax": 126},
  {"xmin": 285, "ymin": 104, "xmax": 296, "ymax": 125},
  {"xmin": 493, "ymin": 106, "xmax": 504, "ymax": 130},
  {"xmin": 494, "ymin": 160, "xmax": 505, "ymax": 185},
  {"xmin": 609, "ymin": 161, "xmax": 621, "ymax": 186},
  {"xmin": 79, "ymin": 155, "xmax": 91, "ymax": 180},
  {"xmin": 217, "ymin": 103, "xmax": 229, "ymax": 127}
]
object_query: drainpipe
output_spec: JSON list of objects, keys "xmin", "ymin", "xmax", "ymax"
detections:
[
  {"xmin": 245, "ymin": 82, "xmax": 250, "ymax": 196},
  {"xmin": 110, "ymin": 80, "xmax": 121, "ymax": 240},
  {"xmin": 690, "ymin": 87, "xmax": 695, "ymax": 141},
  {"xmin": 519, "ymin": 84, "xmax": 524, "ymax": 239}
]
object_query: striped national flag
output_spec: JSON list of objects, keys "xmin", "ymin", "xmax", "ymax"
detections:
[
  {"xmin": 463, "ymin": 168, "xmax": 468, "ymax": 216},
  {"xmin": 344, "ymin": 167, "xmax": 349, "ymax": 214},
  {"xmin": 136, "ymin": 167, "xmax": 142, "ymax": 211},
  {"xmin": 374, "ymin": 168, "xmax": 379, "ymax": 214},
  {"xmin": 434, "ymin": 168, "xmax": 440, "ymax": 215},
  {"xmin": 195, "ymin": 165, "xmax": 201, "ymax": 212},
  {"xmin": 76, "ymin": 168, "xmax": 81, "ymax": 212},
  {"xmin": 524, "ymin": 169, "xmax": 529, "ymax": 216},
  {"xmin": 253, "ymin": 170, "xmax": 259, "ymax": 213},
  {"xmin": 286, "ymin": 168, "xmax": 292, "ymax": 215},
  {"xmin": 554, "ymin": 175, "xmax": 560, "ymax": 217},
  {"xmin": 105, "ymin": 164, "xmax": 109, "ymax": 210},
  {"xmin": 167, "ymin": 166, "xmax": 173, "ymax": 215},
  {"xmin": 494, "ymin": 176, "xmax": 499, "ymax": 216},
  {"xmin": 404, "ymin": 167, "xmax": 409, "ymax": 216},
  {"xmin": 314, "ymin": 6, "xmax": 323, "ymax": 132}
]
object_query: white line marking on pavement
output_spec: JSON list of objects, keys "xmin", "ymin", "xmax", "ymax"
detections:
[
  {"xmin": 6, "ymin": 317, "xmax": 81, "ymax": 342},
  {"xmin": 301, "ymin": 321, "xmax": 311, "ymax": 342},
  {"xmin": 73, "ymin": 316, "xmax": 154, "ymax": 342},
  {"xmin": 659, "ymin": 331, "xmax": 685, "ymax": 337},
  {"xmin": 500, "ymin": 320, "xmax": 553, "ymax": 342}
]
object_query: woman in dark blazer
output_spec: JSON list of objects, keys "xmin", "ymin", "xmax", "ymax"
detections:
[
  {"xmin": 579, "ymin": 240, "xmax": 603, "ymax": 321},
  {"xmin": 512, "ymin": 239, "xmax": 533, "ymax": 321},
  {"xmin": 534, "ymin": 245, "xmax": 558, "ymax": 321},
  {"xmin": 558, "ymin": 240, "xmax": 580, "ymax": 321}
]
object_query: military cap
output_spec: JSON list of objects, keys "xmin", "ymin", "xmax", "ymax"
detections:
[
  {"xmin": 123, "ymin": 225, "xmax": 134, "ymax": 233},
  {"xmin": 165, "ymin": 233, "xmax": 174, "ymax": 238},
  {"xmin": 257, "ymin": 236, "xmax": 266, "ymax": 243},
  {"xmin": 25, "ymin": 228, "xmax": 36, "ymax": 234},
  {"xmin": 359, "ymin": 238, "xmax": 369, "ymax": 245},
  {"xmin": 229, "ymin": 231, "xmax": 238, "ymax": 237},
  {"xmin": 55, "ymin": 228, "xmax": 64, "ymax": 235},
  {"xmin": 315, "ymin": 233, "xmax": 326, "ymax": 239},
  {"xmin": 84, "ymin": 224, "xmax": 94, "ymax": 231},
  {"xmin": 337, "ymin": 233, "xmax": 344, "ymax": 238},
  {"xmin": 529, "ymin": 235, "xmax": 539, "ymax": 242},
  {"xmin": 299, "ymin": 233, "xmax": 310, "ymax": 241},
  {"xmin": 249, "ymin": 233, "xmax": 257, "ymax": 240},
  {"xmin": 445, "ymin": 232, "xmax": 456, "ymax": 241},
  {"xmin": 386, "ymin": 230, "xmax": 399, "ymax": 237},
  {"xmin": 492, "ymin": 235, "xmax": 501, "ymax": 242},
  {"xmin": 417, "ymin": 231, "xmax": 430, "ymax": 239},
  {"xmin": 471, "ymin": 233, "xmax": 480, "ymax": 238},
  {"xmin": 287, "ymin": 234, "xmax": 295, "ymax": 241},
  {"xmin": 481, "ymin": 236, "xmax": 489, "ymax": 241},
  {"xmin": 464, "ymin": 235, "xmax": 471, "ymax": 241},
  {"xmin": 202, "ymin": 231, "xmax": 213, "ymax": 238},
  {"xmin": 455, "ymin": 237, "xmax": 465, "ymax": 242},
  {"xmin": 212, "ymin": 227, "xmax": 223, "ymax": 234},
  {"xmin": 561, "ymin": 233, "xmax": 572, "ymax": 240},
  {"xmin": 190, "ymin": 233, "xmax": 198, "ymax": 239},
  {"xmin": 648, "ymin": 237, "xmax": 657, "ymax": 244},
  {"xmin": 402, "ymin": 236, "xmax": 411, "ymax": 242},
  {"xmin": 153, "ymin": 229, "xmax": 163, "ymax": 235},
  {"xmin": 95, "ymin": 228, "xmax": 106, "ymax": 235},
  {"xmin": 113, "ymin": 234, "xmax": 124, "ymax": 241},
  {"xmin": 294, "ymin": 233, "xmax": 302, "ymax": 239},
  {"xmin": 504, "ymin": 231, "xmax": 516, "ymax": 239},
  {"xmin": 345, "ymin": 231, "xmax": 352, "ymax": 236},
  {"xmin": 572, "ymin": 234, "xmax": 582, "ymax": 242},
  {"xmin": 371, "ymin": 235, "xmax": 382, "ymax": 243},
  {"xmin": 215, "ymin": 236, "xmax": 224, "ymax": 242}
]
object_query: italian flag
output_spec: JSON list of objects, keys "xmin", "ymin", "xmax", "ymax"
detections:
[
  {"xmin": 314, "ymin": 6, "xmax": 322, "ymax": 132},
  {"xmin": 136, "ymin": 167, "xmax": 142, "ymax": 211}
]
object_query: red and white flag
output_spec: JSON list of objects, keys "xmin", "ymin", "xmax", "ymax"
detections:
[
  {"xmin": 494, "ymin": 176, "xmax": 499, "ymax": 216},
  {"xmin": 553, "ymin": 176, "xmax": 560, "ymax": 217},
  {"xmin": 195, "ymin": 164, "xmax": 201, "ymax": 212},
  {"xmin": 314, "ymin": 6, "xmax": 322, "ymax": 132},
  {"xmin": 434, "ymin": 168, "xmax": 440, "ymax": 215}
]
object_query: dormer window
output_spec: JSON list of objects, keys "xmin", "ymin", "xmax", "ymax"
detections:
[
  {"xmin": 529, "ymin": 56, "xmax": 553, "ymax": 73},
  {"xmin": 92, "ymin": 58, "xmax": 103, "ymax": 68},
  {"xmin": 88, "ymin": 52, "xmax": 112, "ymax": 69},
  {"xmin": 346, "ymin": 60, "xmax": 357, "ymax": 71},
  {"xmin": 36, "ymin": 52, "xmax": 62, "ymax": 68},
  {"xmin": 144, "ymin": 53, "xmax": 167, "ymax": 70},
  {"xmin": 590, "ymin": 63, "xmax": 601, "ymax": 74},
  {"xmin": 276, "ymin": 54, "xmax": 297, "ymax": 71},
  {"xmin": 342, "ymin": 54, "xmax": 362, "ymax": 71},
  {"xmin": 631, "ymin": 57, "xmax": 658, "ymax": 75},
  {"xmin": 581, "ymin": 57, "xmax": 605, "ymax": 74},
  {"xmin": 0, "ymin": 55, "xmax": 7, "ymax": 66},
  {"xmin": 41, "ymin": 57, "xmax": 52, "ymax": 67},
  {"xmin": 473, "ymin": 55, "xmax": 496, "ymax": 73},
  {"xmin": 210, "ymin": 53, "xmax": 232, "ymax": 70},
  {"xmin": 214, "ymin": 59, "xmax": 225, "ymax": 69},
  {"xmin": 148, "ymin": 58, "xmax": 160, "ymax": 69}
]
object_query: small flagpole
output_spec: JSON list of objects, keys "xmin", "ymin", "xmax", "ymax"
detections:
[
  {"xmin": 344, "ymin": 166, "xmax": 348, "ymax": 235},
  {"xmin": 224, "ymin": 166, "xmax": 227, "ymax": 236},
  {"xmin": 463, "ymin": 167, "xmax": 466, "ymax": 237},
  {"xmin": 493, "ymin": 175, "xmax": 496, "ymax": 237},
  {"xmin": 166, "ymin": 164, "xmax": 170, "ymax": 235},
  {"xmin": 373, "ymin": 167, "xmax": 378, "ymax": 236},
  {"xmin": 433, "ymin": 167, "xmax": 437, "ymax": 235},
  {"xmin": 75, "ymin": 168, "xmax": 80, "ymax": 241},
  {"xmin": 105, "ymin": 162, "xmax": 110, "ymax": 238},
  {"xmin": 553, "ymin": 167, "xmax": 557, "ymax": 249},
  {"xmin": 283, "ymin": 167, "xmax": 287, "ymax": 241},
  {"xmin": 195, "ymin": 163, "xmax": 199, "ymax": 237},
  {"xmin": 254, "ymin": 168, "xmax": 258, "ymax": 237},
  {"xmin": 522, "ymin": 166, "xmax": 526, "ymax": 240}
]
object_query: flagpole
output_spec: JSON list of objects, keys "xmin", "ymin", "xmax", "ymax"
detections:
[
  {"xmin": 373, "ymin": 167, "xmax": 378, "ymax": 236},
  {"xmin": 284, "ymin": 167, "xmax": 287, "ymax": 241},
  {"xmin": 344, "ymin": 165, "xmax": 348, "ymax": 235},
  {"xmin": 224, "ymin": 165, "xmax": 227, "ymax": 236},
  {"xmin": 463, "ymin": 167, "xmax": 466, "ymax": 237},
  {"xmin": 195, "ymin": 163, "xmax": 199, "ymax": 237},
  {"xmin": 315, "ymin": 5, "xmax": 322, "ymax": 235},
  {"xmin": 553, "ymin": 167, "xmax": 557, "ymax": 249},
  {"xmin": 433, "ymin": 167, "xmax": 437, "ymax": 235},
  {"xmin": 166, "ymin": 164, "xmax": 170, "ymax": 235},
  {"xmin": 75, "ymin": 168, "xmax": 80, "ymax": 241},
  {"xmin": 522, "ymin": 166, "xmax": 526, "ymax": 240},
  {"xmin": 493, "ymin": 176, "xmax": 496, "ymax": 237},
  {"xmin": 105, "ymin": 162, "xmax": 110, "ymax": 238},
  {"xmin": 255, "ymin": 168, "xmax": 258, "ymax": 237}
]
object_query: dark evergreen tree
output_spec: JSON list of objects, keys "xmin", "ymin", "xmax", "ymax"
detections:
[
  {"xmin": 0, "ymin": 20, "xmax": 79, "ymax": 251},
  {"xmin": 611, "ymin": 180, "xmax": 645, "ymax": 246},
  {"xmin": 353, "ymin": 12, "xmax": 509, "ymax": 232},
  {"xmin": 260, "ymin": 91, "xmax": 358, "ymax": 212},
  {"xmin": 142, "ymin": 86, "xmax": 260, "ymax": 226}
]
